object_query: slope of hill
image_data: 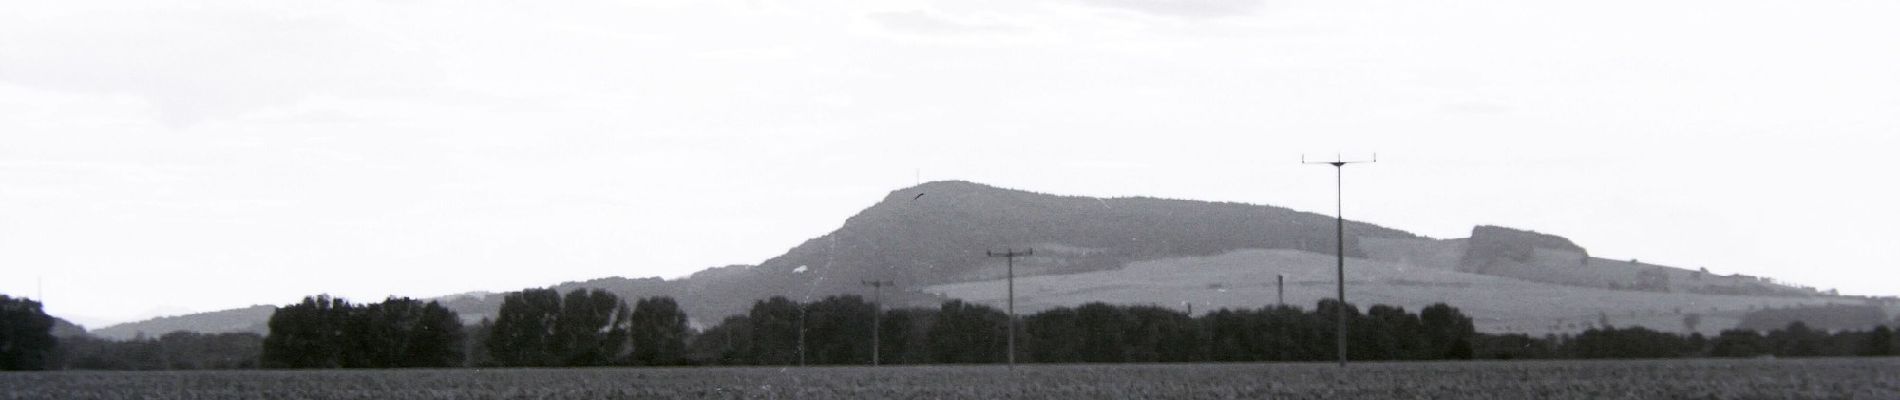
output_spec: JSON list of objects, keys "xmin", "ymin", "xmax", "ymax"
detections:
[
  {"xmin": 87, "ymin": 180, "xmax": 1862, "ymax": 338},
  {"xmin": 51, "ymin": 317, "xmax": 87, "ymax": 339},
  {"xmin": 923, "ymin": 249, "xmax": 1848, "ymax": 335},
  {"xmin": 1360, "ymin": 228, "xmax": 1820, "ymax": 297},
  {"xmin": 90, "ymin": 305, "xmax": 273, "ymax": 340}
]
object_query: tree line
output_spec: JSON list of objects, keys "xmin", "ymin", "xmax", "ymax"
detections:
[
  {"xmin": 260, "ymin": 291, "xmax": 1492, "ymax": 367},
  {"xmin": 4, "ymin": 291, "xmax": 1896, "ymax": 371},
  {"xmin": 685, "ymin": 297, "xmax": 1482, "ymax": 365},
  {"xmin": 56, "ymin": 332, "xmax": 263, "ymax": 370},
  {"xmin": 1479, "ymin": 322, "xmax": 1898, "ymax": 359}
]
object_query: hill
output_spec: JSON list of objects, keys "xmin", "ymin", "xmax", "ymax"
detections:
[
  {"xmin": 671, "ymin": 181, "xmax": 1420, "ymax": 317},
  {"xmin": 86, "ymin": 181, "xmax": 1882, "ymax": 339},
  {"xmin": 89, "ymin": 305, "xmax": 273, "ymax": 340},
  {"xmin": 50, "ymin": 317, "xmax": 87, "ymax": 339}
]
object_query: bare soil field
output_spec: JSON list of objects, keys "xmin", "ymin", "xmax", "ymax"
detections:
[{"xmin": 5, "ymin": 358, "xmax": 1897, "ymax": 399}]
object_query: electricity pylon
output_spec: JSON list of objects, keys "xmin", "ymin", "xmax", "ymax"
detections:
[{"xmin": 1304, "ymin": 153, "xmax": 1376, "ymax": 367}]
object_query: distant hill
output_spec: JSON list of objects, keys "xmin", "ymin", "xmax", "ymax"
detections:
[
  {"xmin": 50, "ymin": 317, "xmax": 87, "ymax": 339},
  {"xmin": 1377, "ymin": 226, "xmax": 1820, "ymax": 297},
  {"xmin": 88, "ymin": 180, "xmax": 1871, "ymax": 339},
  {"xmin": 89, "ymin": 305, "xmax": 273, "ymax": 340}
]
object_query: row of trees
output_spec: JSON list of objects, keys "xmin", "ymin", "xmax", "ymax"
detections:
[
  {"xmin": 681, "ymin": 296, "xmax": 1479, "ymax": 365},
  {"xmin": 57, "ymin": 332, "xmax": 263, "ymax": 370},
  {"xmin": 10, "ymin": 289, "xmax": 1898, "ymax": 371},
  {"xmin": 260, "ymin": 295, "xmax": 464, "ymax": 368},
  {"xmin": 676, "ymin": 296, "xmax": 1900, "ymax": 366},
  {"xmin": 1478, "ymin": 323, "xmax": 1897, "ymax": 360}
]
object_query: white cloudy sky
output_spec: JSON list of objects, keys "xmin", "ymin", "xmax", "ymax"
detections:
[{"xmin": 3, "ymin": 0, "xmax": 1896, "ymax": 328}]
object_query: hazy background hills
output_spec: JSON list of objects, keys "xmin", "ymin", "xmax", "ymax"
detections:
[{"xmin": 89, "ymin": 181, "xmax": 1897, "ymax": 340}]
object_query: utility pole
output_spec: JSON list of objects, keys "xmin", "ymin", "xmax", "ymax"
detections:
[
  {"xmin": 1304, "ymin": 153, "xmax": 1376, "ymax": 368},
  {"xmin": 798, "ymin": 306, "xmax": 807, "ymax": 367},
  {"xmin": 987, "ymin": 248, "xmax": 1033, "ymax": 368},
  {"xmin": 1277, "ymin": 274, "xmax": 1285, "ymax": 308},
  {"xmin": 862, "ymin": 280, "xmax": 895, "ymax": 366}
]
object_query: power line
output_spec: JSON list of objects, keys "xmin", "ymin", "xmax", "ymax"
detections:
[
  {"xmin": 1304, "ymin": 153, "xmax": 1376, "ymax": 368},
  {"xmin": 861, "ymin": 279, "xmax": 895, "ymax": 366},
  {"xmin": 986, "ymin": 248, "xmax": 1033, "ymax": 368}
]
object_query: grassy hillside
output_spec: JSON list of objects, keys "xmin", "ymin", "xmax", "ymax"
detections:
[{"xmin": 924, "ymin": 249, "xmax": 1847, "ymax": 335}]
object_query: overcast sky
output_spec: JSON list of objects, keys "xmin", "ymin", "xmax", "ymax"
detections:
[{"xmin": 4, "ymin": 0, "xmax": 1896, "ymax": 328}]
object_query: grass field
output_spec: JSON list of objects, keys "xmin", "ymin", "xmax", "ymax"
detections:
[{"xmin": 5, "ymin": 358, "xmax": 1897, "ymax": 399}]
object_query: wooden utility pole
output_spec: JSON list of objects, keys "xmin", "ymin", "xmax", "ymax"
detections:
[
  {"xmin": 986, "ymin": 248, "xmax": 1033, "ymax": 368},
  {"xmin": 862, "ymin": 280, "xmax": 895, "ymax": 366}
]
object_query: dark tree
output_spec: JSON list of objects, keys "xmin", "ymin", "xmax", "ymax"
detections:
[
  {"xmin": 1419, "ymin": 303, "xmax": 1476, "ymax": 359},
  {"xmin": 488, "ymin": 288, "xmax": 562, "ymax": 367},
  {"xmin": 1863, "ymin": 325, "xmax": 1895, "ymax": 356},
  {"xmin": 926, "ymin": 300, "xmax": 1007, "ymax": 363},
  {"xmin": 1024, "ymin": 306, "xmax": 1082, "ymax": 362},
  {"xmin": 351, "ymin": 298, "xmax": 419, "ymax": 368},
  {"xmin": 745, "ymin": 296, "xmax": 803, "ymax": 365},
  {"xmin": 1361, "ymin": 304, "xmax": 1424, "ymax": 360},
  {"xmin": 1122, "ymin": 305, "xmax": 1202, "ymax": 362},
  {"xmin": 628, "ymin": 296, "xmax": 689, "ymax": 366},
  {"xmin": 552, "ymin": 289, "xmax": 627, "ymax": 366},
  {"xmin": 0, "ymin": 295, "xmax": 58, "ymax": 370},
  {"xmin": 1767, "ymin": 321, "xmax": 1824, "ymax": 357},
  {"xmin": 407, "ymin": 301, "xmax": 466, "ymax": 367},
  {"xmin": 1070, "ymin": 303, "xmax": 1129, "ymax": 363},
  {"xmin": 1709, "ymin": 329, "xmax": 1769, "ymax": 357},
  {"xmin": 1316, "ymin": 299, "xmax": 1362, "ymax": 361},
  {"xmin": 800, "ymin": 295, "xmax": 876, "ymax": 365},
  {"xmin": 262, "ymin": 295, "xmax": 352, "ymax": 368},
  {"xmin": 879, "ymin": 308, "xmax": 934, "ymax": 364}
]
